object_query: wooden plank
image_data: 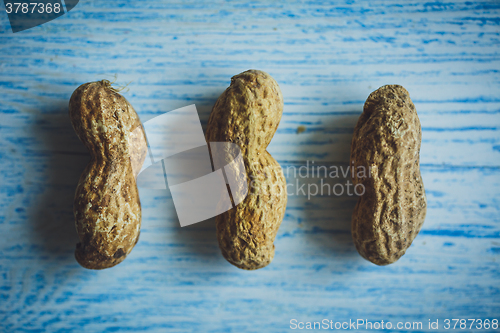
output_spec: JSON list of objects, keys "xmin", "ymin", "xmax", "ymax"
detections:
[{"xmin": 0, "ymin": 0, "xmax": 499, "ymax": 332}]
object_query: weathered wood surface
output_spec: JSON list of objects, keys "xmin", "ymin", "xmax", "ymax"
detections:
[{"xmin": 0, "ymin": 1, "xmax": 499, "ymax": 332}]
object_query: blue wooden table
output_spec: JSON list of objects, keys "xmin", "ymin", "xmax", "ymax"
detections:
[{"xmin": 1, "ymin": 1, "xmax": 499, "ymax": 332}]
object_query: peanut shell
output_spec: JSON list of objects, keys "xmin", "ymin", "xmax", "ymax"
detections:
[
  {"xmin": 350, "ymin": 84, "xmax": 427, "ymax": 265},
  {"xmin": 206, "ymin": 70, "xmax": 287, "ymax": 270},
  {"xmin": 69, "ymin": 80, "xmax": 147, "ymax": 269}
]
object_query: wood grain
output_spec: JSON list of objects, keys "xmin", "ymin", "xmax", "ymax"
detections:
[{"xmin": 0, "ymin": 1, "xmax": 499, "ymax": 332}]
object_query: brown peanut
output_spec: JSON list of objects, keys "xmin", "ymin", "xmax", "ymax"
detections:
[
  {"xmin": 69, "ymin": 80, "xmax": 147, "ymax": 269},
  {"xmin": 205, "ymin": 70, "xmax": 287, "ymax": 270},
  {"xmin": 350, "ymin": 85, "xmax": 427, "ymax": 265}
]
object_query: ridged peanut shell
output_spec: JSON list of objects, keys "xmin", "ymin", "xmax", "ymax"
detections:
[
  {"xmin": 69, "ymin": 80, "xmax": 147, "ymax": 269},
  {"xmin": 206, "ymin": 70, "xmax": 287, "ymax": 270},
  {"xmin": 350, "ymin": 84, "xmax": 427, "ymax": 265}
]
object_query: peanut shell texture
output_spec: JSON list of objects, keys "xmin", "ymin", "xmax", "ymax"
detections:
[
  {"xmin": 205, "ymin": 70, "xmax": 287, "ymax": 270},
  {"xmin": 350, "ymin": 84, "xmax": 427, "ymax": 265},
  {"xmin": 69, "ymin": 80, "xmax": 147, "ymax": 269}
]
